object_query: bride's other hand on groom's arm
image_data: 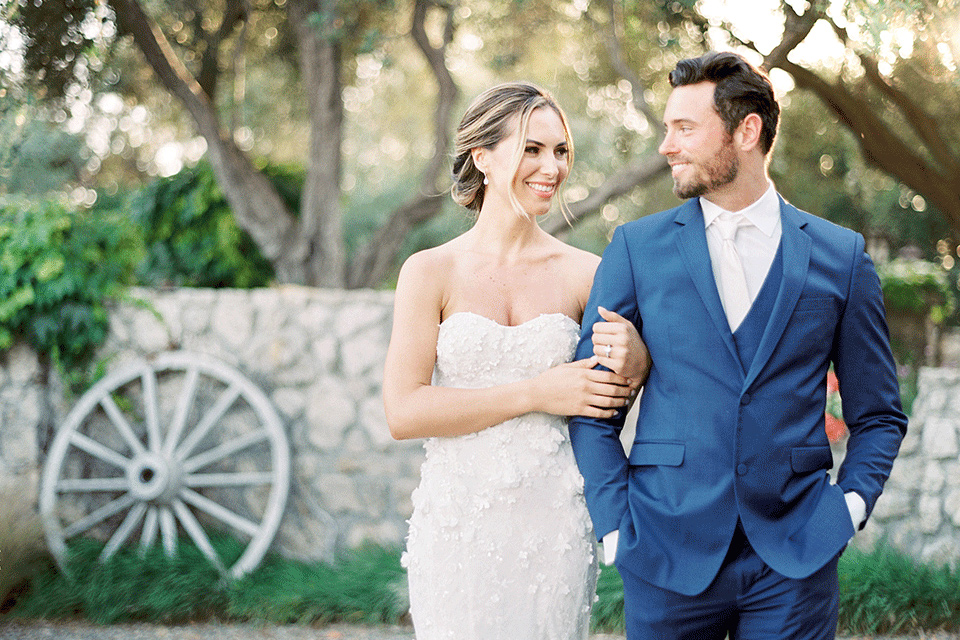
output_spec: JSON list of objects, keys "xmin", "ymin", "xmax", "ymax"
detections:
[
  {"xmin": 529, "ymin": 356, "xmax": 634, "ymax": 419},
  {"xmin": 592, "ymin": 306, "xmax": 650, "ymax": 386}
]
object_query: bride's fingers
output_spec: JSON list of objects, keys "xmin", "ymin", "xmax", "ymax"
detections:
[
  {"xmin": 578, "ymin": 405, "xmax": 621, "ymax": 419},
  {"xmin": 587, "ymin": 370, "xmax": 633, "ymax": 387},
  {"xmin": 586, "ymin": 389, "xmax": 631, "ymax": 406}
]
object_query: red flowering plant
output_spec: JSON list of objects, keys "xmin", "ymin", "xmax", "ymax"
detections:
[{"xmin": 825, "ymin": 369, "xmax": 847, "ymax": 443}]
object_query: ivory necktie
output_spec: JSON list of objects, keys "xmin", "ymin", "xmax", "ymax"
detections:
[{"xmin": 713, "ymin": 212, "xmax": 751, "ymax": 331}]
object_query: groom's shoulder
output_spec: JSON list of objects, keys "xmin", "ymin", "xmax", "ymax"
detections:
[{"xmin": 787, "ymin": 201, "xmax": 862, "ymax": 248}]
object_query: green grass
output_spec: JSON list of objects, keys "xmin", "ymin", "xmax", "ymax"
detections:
[
  {"xmin": 839, "ymin": 543, "xmax": 960, "ymax": 635},
  {"xmin": 4, "ymin": 536, "xmax": 960, "ymax": 635},
  {"xmin": 5, "ymin": 535, "xmax": 408, "ymax": 626}
]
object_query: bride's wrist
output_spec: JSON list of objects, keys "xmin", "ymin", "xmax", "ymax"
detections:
[{"xmin": 514, "ymin": 377, "xmax": 540, "ymax": 415}]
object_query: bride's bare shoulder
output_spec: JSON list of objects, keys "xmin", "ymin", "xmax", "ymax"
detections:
[
  {"xmin": 399, "ymin": 238, "xmax": 464, "ymax": 276},
  {"xmin": 395, "ymin": 238, "xmax": 472, "ymax": 308},
  {"xmin": 550, "ymin": 237, "xmax": 601, "ymax": 273}
]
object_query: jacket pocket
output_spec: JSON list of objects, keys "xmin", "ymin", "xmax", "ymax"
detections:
[
  {"xmin": 628, "ymin": 440, "xmax": 685, "ymax": 467},
  {"xmin": 794, "ymin": 296, "xmax": 835, "ymax": 315},
  {"xmin": 790, "ymin": 445, "xmax": 834, "ymax": 473}
]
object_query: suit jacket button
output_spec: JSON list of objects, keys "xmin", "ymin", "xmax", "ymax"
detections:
[
  {"xmin": 737, "ymin": 463, "xmax": 748, "ymax": 476},
  {"xmin": 741, "ymin": 393, "xmax": 752, "ymax": 405}
]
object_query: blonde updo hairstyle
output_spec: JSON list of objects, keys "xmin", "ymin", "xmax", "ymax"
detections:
[{"xmin": 451, "ymin": 81, "xmax": 574, "ymax": 218}]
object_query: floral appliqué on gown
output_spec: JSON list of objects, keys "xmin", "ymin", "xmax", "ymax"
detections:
[{"xmin": 402, "ymin": 312, "xmax": 598, "ymax": 640}]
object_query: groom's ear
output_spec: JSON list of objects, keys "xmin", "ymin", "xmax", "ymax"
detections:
[{"xmin": 735, "ymin": 113, "xmax": 763, "ymax": 153}]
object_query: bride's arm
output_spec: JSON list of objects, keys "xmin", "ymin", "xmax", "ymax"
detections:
[{"xmin": 383, "ymin": 252, "xmax": 633, "ymax": 441}]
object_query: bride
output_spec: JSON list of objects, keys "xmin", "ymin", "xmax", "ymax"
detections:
[{"xmin": 383, "ymin": 82, "xmax": 649, "ymax": 639}]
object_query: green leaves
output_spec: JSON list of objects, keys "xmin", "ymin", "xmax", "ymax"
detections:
[
  {"xmin": 129, "ymin": 162, "xmax": 279, "ymax": 289},
  {"xmin": 0, "ymin": 197, "xmax": 140, "ymax": 375},
  {"xmin": 878, "ymin": 258, "xmax": 954, "ymax": 317}
]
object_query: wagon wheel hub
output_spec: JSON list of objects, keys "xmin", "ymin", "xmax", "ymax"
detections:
[{"xmin": 126, "ymin": 452, "xmax": 181, "ymax": 503}]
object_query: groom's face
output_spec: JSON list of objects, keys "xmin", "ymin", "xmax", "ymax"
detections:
[{"xmin": 659, "ymin": 81, "xmax": 739, "ymax": 200}]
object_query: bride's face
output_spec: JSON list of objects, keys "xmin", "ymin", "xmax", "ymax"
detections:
[{"xmin": 483, "ymin": 107, "xmax": 570, "ymax": 217}]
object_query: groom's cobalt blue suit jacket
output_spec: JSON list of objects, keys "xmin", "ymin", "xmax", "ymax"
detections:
[{"xmin": 569, "ymin": 197, "xmax": 908, "ymax": 597}]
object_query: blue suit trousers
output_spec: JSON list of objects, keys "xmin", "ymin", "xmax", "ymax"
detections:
[{"xmin": 618, "ymin": 522, "xmax": 841, "ymax": 640}]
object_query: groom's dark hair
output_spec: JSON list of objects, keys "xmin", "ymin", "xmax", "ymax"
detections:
[{"xmin": 669, "ymin": 51, "xmax": 780, "ymax": 155}]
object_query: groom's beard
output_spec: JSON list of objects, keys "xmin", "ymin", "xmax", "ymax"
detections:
[{"xmin": 673, "ymin": 135, "xmax": 739, "ymax": 200}]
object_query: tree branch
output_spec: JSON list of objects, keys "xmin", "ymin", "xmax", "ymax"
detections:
[
  {"xmin": 594, "ymin": 0, "xmax": 658, "ymax": 130},
  {"xmin": 197, "ymin": 0, "xmax": 247, "ymax": 99},
  {"xmin": 826, "ymin": 16, "xmax": 960, "ymax": 177},
  {"xmin": 110, "ymin": 0, "xmax": 301, "ymax": 278},
  {"xmin": 109, "ymin": 0, "xmax": 213, "ymax": 120},
  {"xmin": 777, "ymin": 56, "xmax": 960, "ymax": 231},
  {"xmin": 543, "ymin": 155, "xmax": 669, "ymax": 236},
  {"xmin": 347, "ymin": 0, "xmax": 459, "ymax": 288},
  {"xmin": 760, "ymin": 0, "xmax": 823, "ymax": 71}
]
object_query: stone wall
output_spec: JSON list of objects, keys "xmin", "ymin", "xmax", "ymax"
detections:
[
  {"xmin": 859, "ymin": 367, "xmax": 960, "ymax": 566},
  {"xmin": 0, "ymin": 343, "xmax": 46, "ymax": 506},
  {"xmin": 2, "ymin": 287, "xmax": 959, "ymax": 568},
  {"xmin": 0, "ymin": 287, "xmax": 423, "ymax": 564}
]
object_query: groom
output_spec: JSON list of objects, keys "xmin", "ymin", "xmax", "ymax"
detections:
[{"xmin": 570, "ymin": 51, "xmax": 907, "ymax": 638}]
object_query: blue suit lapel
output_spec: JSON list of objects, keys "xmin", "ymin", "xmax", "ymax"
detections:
[
  {"xmin": 742, "ymin": 198, "xmax": 811, "ymax": 392},
  {"xmin": 674, "ymin": 200, "xmax": 742, "ymax": 371}
]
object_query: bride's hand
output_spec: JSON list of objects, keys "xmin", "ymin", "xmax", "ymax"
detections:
[
  {"xmin": 592, "ymin": 306, "xmax": 650, "ymax": 385},
  {"xmin": 529, "ymin": 356, "xmax": 634, "ymax": 418}
]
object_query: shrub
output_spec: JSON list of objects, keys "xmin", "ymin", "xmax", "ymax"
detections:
[
  {"xmin": 129, "ymin": 162, "xmax": 294, "ymax": 289},
  {"xmin": 0, "ymin": 196, "xmax": 141, "ymax": 381},
  {"xmin": 878, "ymin": 258, "xmax": 954, "ymax": 322}
]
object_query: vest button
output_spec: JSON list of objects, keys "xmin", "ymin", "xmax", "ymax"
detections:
[
  {"xmin": 737, "ymin": 463, "xmax": 748, "ymax": 476},
  {"xmin": 741, "ymin": 393, "xmax": 752, "ymax": 405}
]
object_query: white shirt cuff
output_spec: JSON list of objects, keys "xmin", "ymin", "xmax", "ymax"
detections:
[
  {"xmin": 845, "ymin": 491, "xmax": 866, "ymax": 534},
  {"xmin": 601, "ymin": 530, "xmax": 619, "ymax": 565}
]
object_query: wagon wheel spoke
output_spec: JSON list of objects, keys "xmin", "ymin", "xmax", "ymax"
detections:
[
  {"xmin": 159, "ymin": 505, "xmax": 177, "ymax": 557},
  {"xmin": 100, "ymin": 502, "xmax": 148, "ymax": 562},
  {"xmin": 63, "ymin": 493, "xmax": 137, "ymax": 539},
  {"xmin": 141, "ymin": 368, "xmax": 162, "ymax": 452},
  {"xmin": 56, "ymin": 477, "xmax": 128, "ymax": 492},
  {"xmin": 179, "ymin": 487, "xmax": 260, "ymax": 538},
  {"xmin": 100, "ymin": 395, "xmax": 147, "ymax": 456},
  {"xmin": 69, "ymin": 432, "xmax": 130, "ymax": 470},
  {"xmin": 140, "ymin": 505, "xmax": 159, "ymax": 551},
  {"xmin": 171, "ymin": 499, "xmax": 225, "ymax": 572},
  {"xmin": 163, "ymin": 366, "xmax": 199, "ymax": 456},
  {"xmin": 174, "ymin": 382, "xmax": 242, "ymax": 461},
  {"xmin": 185, "ymin": 472, "xmax": 274, "ymax": 488},
  {"xmin": 182, "ymin": 429, "xmax": 268, "ymax": 473}
]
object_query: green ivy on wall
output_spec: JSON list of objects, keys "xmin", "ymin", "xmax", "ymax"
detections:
[{"xmin": 0, "ymin": 197, "xmax": 141, "ymax": 385}]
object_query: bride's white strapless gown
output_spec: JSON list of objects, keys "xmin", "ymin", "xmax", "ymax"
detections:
[{"xmin": 401, "ymin": 312, "xmax": 599, "ymax": 640}]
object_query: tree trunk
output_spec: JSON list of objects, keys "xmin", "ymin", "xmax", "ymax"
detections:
[
  {"xmin": 346, "ymin": 0, "xmax": 459, "ymax": 288},
  {"xmin": 110, "ymin": 0, "xmax": 309, "ymax": 283},
  {"xmin": 288, "ymin": 0, "xmax": 347, "ymax": 288}
]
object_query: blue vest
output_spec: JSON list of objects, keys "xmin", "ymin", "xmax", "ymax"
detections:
[{"xmin": 733, "ymin": 242, "xmax": 784, "ymax": 372}]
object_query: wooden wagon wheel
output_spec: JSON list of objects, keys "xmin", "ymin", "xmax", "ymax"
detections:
[{"xmin": 40, "ymin": 352, "xmax": 290, "ymax": 579}]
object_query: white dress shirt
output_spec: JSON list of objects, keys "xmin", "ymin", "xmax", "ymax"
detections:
[
  {"xmin": 600, "ymin": 183, "xmax": 865, "ymax": 565},
  {"xmin": 701, "ymin": 182, "xmax": 782, "ymax": 304}
]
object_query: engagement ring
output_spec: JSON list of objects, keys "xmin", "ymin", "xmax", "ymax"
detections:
[{"xmin": 604, "ymin": 344, "xmax": 612, "ymax": 358}]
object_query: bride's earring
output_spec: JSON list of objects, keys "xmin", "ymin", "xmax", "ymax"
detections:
[{"xmin": 483, "ymin": 174, "xmax": 489, "ymax": 186}]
